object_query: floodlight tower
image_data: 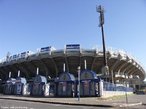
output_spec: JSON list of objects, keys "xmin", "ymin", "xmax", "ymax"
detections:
[{"xmin": 97, "ymin": 5, "xmax": 109, "ymax": 79}]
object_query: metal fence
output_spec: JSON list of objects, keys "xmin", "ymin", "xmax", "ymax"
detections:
[{"xmin": 103, "ymin": 82, "xmax": 133, "ymax": 92}]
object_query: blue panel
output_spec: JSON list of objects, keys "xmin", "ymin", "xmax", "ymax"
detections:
[
  {"xmin": 66, "ymin": 44, "xmax": 80, "ymax": 49},
  {"xmin": 12, "ymin": 54, "xmax": 19, "ymax": 60},
  {"xmin": 40, "ymin": 46, "xmax": 51, "ymax": 52},
  {"xmin": 20, "ymin": 51, "xmax": 29, "ymax": 58}
]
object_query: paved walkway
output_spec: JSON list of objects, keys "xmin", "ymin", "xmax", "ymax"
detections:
[{"xmin": 0, "ymin": 94, "xmax": 146, "ymax": 108}]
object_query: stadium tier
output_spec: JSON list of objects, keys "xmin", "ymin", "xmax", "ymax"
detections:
[{"xmin": 0, "ymin": 45, "xmax": 145, "ymax": 91}]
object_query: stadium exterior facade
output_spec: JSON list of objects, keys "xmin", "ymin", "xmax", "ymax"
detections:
[{"xmin": 0, "ymin": 44, "xmax": 145, "ymax": 93}]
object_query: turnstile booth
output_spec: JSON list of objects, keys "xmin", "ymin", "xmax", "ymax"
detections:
[
  {"xmin": 14, "ymin": 77, "xmax": 27, "ymax": 95},
  {"xmin": 3, "ymin": 78, "xmax": 16, "ymax": 95},
  {"xmin": 80, "ymin": 70, "xmax": 101, "ymax": 97},
  {"xmin": 31, "ymin": 75, "xmax": 47, "ymax": 96},
  {"xmin": 57, "ymin": 72, "xmax": 75, "ymax": 97}
]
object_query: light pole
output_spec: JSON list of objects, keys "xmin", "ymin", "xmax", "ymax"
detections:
[
  {"xmin": 77, "ymin": 66, "xmax": 81, "ymax": 101},
  {"xmin": 97, "ymin": 5, "xmax": 109, "ymax": 81}
]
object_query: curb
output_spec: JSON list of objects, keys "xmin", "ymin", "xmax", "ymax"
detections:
[
  {"xmin": 119, "ymin": 102, "xmax": 142, "ymax": 107},
  {"xmin": 0, "ymin": 97, "xmax": 143, "ymax": 108},
  {"xmin": 0, "ymin": 97, "xmax": 113, "ymax": 108}
]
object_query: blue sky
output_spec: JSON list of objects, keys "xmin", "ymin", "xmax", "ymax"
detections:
[{"xmin": 0, "ymin": 0, "xmax": 146, "ymax": 69}]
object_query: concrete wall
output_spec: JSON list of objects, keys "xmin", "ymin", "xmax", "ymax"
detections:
[{"xmin": 102, "ymin": 91, "xmax": 133, "ymax": 98}]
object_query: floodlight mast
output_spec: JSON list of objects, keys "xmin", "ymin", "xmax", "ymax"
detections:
[
  {"xmin": 96, "ymin": 5, "xmax": 107, "ymax": 66},
  {"xmin": 97, "ymin": 5, "xmax": 109, "ymax": 82}
]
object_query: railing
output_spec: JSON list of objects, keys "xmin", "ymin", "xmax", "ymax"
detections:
[{"xmin": 103, "ymin": 82, "xmax": 133, "ymax": 92}]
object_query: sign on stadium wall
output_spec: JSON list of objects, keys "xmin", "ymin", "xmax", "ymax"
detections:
[
  {"xmin": 66, "ymin": 44, "xmax": 80, "ymax": 50},
  {"xmin": 65, "ymin": 44, "xmax": 80, "ymax": 55},
  {"xmin": 40, "ymin": 46, "xmax": 51, "ymax": 53},
  {"xmin": 8, "ymin": 51, "xmax": 30, "ymax": 61}
]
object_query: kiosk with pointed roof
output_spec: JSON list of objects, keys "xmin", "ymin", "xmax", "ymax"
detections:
[
  {"xmin": 14, "ymin": 71, "xmax": 27, "ymax": 95},
  {"xmin": 57, "ymin": 64, "xmax": 76, "ymax": 97},
  {"xmin": 3, "ymin": 72, "xmax": 16, "ymax": 95},
  {"xmin": 31, "ymin": 68, "xmax": 47, "ymax": 96}
]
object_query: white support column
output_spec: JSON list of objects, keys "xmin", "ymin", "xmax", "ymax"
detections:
[
  {"xmin": 36, "ymin": 67, "xmax": 39, "ymax": 75},
  {"xmin": 63, "ymin": 63, "xmax": 65, "ymax": 72},
  {"xmin": 84, "ymin": 60, "xmax": 87, "ymax": 70},
  {"xmin": 18, "ymin": 70, "xmax": 20, "ymax": 77},
  {"xmin": 9, "ymin": 72, "xmax": 11, "ymax": 78}
]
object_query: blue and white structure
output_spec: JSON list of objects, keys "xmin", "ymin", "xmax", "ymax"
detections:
[
  {"xmin": 80, "ymin": 70, "xmax": 101, "ymax": 97},
  {"xmin": 57, "ymin": 72, "xmax": 76, "ymax": 97}
]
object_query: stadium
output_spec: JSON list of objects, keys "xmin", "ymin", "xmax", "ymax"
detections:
[{"xmin": 0, "ymin": 44, "xmax": 145, "ymax": 97}]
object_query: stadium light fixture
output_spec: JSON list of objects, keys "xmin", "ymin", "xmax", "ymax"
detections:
[
  {"xmin": 96, "ymin": 5, "xmax": 107, "ymax": 66},
  {"xmin": 97, "ymin": 5, "xmax": 109, "ymax": 80}
]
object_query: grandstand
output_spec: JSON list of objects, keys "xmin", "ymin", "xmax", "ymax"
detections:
[{"xmin": 0, "ymin": 44, "xmax": 145, "ymax": 92}]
